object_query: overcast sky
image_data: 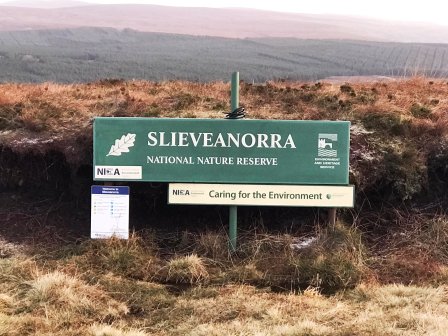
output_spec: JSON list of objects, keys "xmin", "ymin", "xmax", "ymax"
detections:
[{"xmin": 1, "ymin": 0, "xmax": 447, "ymax": 26}]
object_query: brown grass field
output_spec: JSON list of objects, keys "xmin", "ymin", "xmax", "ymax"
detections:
[{"xmin": 1, "ymin": 77, "xmax": 448, "ymax": 335}]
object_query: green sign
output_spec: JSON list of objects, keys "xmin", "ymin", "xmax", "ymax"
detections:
[{"xmin": 93, "ymin": 117, "xmax": 350, "ymax": 185}]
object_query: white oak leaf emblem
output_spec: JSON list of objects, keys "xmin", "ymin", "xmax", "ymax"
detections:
[{"xmin": 107, "ymin": 133, "xmax": 136, "ymax": 156}]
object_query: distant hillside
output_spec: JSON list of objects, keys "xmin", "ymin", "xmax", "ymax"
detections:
[
  {"xmin": 2, "ymin": 0, "xmax": 89, "ymax": 8},
  {"xmin": 0, "ymin": 4, "xmax": 448, "ymax": 43},
  {"xmin": 0, "ymin": 28, "xmax": 447, "ymax": 83}
]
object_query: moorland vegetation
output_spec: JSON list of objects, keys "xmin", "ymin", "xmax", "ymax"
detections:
[{"xmin": 1, "ymin": 77, "xmax": 448, "ymax": 335}]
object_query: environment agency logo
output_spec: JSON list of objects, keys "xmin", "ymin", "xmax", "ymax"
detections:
[
  {"xmin": 106, "ymin": 133, "xmax": 136, "ymax": 157},
  {"xmin": 317, "ymin": 133, "xmax": 338, "ymax": 157}
]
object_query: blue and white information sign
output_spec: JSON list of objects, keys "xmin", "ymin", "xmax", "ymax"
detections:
[{"xmin": 91, "ymin": 186, "xmax": 130, "ymax": 239}]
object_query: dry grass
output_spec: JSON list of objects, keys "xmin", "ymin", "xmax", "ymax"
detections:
[
  {"xmin": 0, "ymin": 227, "xmax": 448, "ymax": 335},
  {"xmin": 0, "ymin": 257, "xmax": 128, "ymax": 335},
  {"xmin": 164, "ymin": 254, "xmax": 210, "ymax": 284},
  {"xmin": 90, "ymin": 324, "xmax": 150, "ymax": 336},
  {"xmin": 171, "ymin": 284, "xmax": 448, "ymax": 336},
  {"xmin": 0, "ymin": 77, "xmax": 446, "ymax": 133},
  {"xmin": 370, "ymin": 212, "xmax": 448, "ymax": 284},
  {"xmin": 230, "ymin": 222, "xmax": 368, "ymax": 292},
  {"xmin": 1, "ymin": 77, "xmax": 448, "ymax": 202},
  {"xmin": 67, "ymin": 232, "xmax": 161, "ymax": 280},
  {"xmin": 0, "ymin": 239, "xmax": 22, "ymax": 259},
  {"xmin": 26, "ymin": 271, "xmax": 128, "ymax": 317},
  {"xmin": 2, "ymin": 77, "xmax": 448, "ymax": 334},
  {"xmin": 2, "ymin": 77, "xmax": 448, "ymax": 200}
]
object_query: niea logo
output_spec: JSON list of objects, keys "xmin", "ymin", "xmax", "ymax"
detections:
[
  {"xmin": 94, "ymin": 166, "xmax": 142, "ymax": 180},
  {"xmin": 96, "ymin": 167, "xmax": 121, "ymax": 176}
]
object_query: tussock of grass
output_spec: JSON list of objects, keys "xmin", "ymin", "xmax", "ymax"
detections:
[
  {"xmin": 418, "ymin": 216, "xmax": 448, "ymax": 263},
  {"xmin": 0, "ymin": 293, "xmax": 14, "ymax": 313},
  {"xmin": 344, "ymin": 284, "xmax": 448, "ymax": 335},
  {"xmin": 26, "ymin": 271, "xmax": 128, "ymax": 318},
  {"xmin": 0, "ymin": 258, "xmax": 39, "ymax": 293},
  {"xmin": 97, "ymin": 273, "xmax": 176, "ymax": 319},
  {"xmin": 194, "ymin": 230, "xmax": 230, "ymax": 260},
  {"xmin": 232, "ymin": 222, "xmax": 367, "ymax": 292},
  {"xmin": 0, "ymin": 313, "xmax": 41, "ymax": 336},
  {"xmin": 90, "ymin": 324, "xmax": 149, "ymax": 336},
  {"xmin": 0, "ymin": 239, "xmax": 21, "ymax": 259},
  {"xmin": 70, "ymin": 233, "xmax": 161, "ymax": 280},
  {"xmin": 371, "ymin": 213, "xmax": 448, "ymax": 285},
  {"xmin": 225, "ymin": 263, "xmax": 265, "ymax": 284},
  {"xmin": 0, "ymin": 262, "xmax": 129, "ymax": 335},
  {"xmin": 164, "ymin": 254, "xmax": 209, "ymax": 284}
]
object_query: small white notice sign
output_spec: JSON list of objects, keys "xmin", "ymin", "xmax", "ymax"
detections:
[
  {"xmin": 169, "ymin": 184, "xmax": 354, "ymax": 207},
  {"xmin": 94, "ymin": 166, "xmax": 142, "ymax": 180},
  {"xmin": 91, "ymin": 186, "xmax": 130, "ymax": 239}
]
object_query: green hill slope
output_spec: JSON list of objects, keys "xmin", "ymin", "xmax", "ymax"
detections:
[{"xmin": 0, "ymin": 28, "xmax": 447, "ymax": 83}]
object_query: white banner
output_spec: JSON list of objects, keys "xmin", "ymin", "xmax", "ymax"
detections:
[{"xmin": 169, "ymin": 184, "xmax": 354, "ymax": 207}]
